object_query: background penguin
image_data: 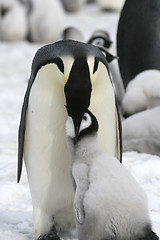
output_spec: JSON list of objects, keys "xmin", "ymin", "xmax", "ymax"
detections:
[
  {"xmin": 87, "ymin": 30, "xmax": 125, "ymax": 109},
  {"xmin": 122, "ymin": 70, "xmax": 160, "ymax": 116},
  {"xmin": 117, "ymin": 0, "xmax": 160, "ymax": 89},
  {"xmin": 60, "ymin": 0, "xmax": 86, "ymax": 12},
  {"xmin": 122, "ymin": 106, "xmax": 160, "ymax": 156},
  {"xmin": 62, "ymin": 26, "xmax": 84, "ymax": 42},
  {"xmin": 65, "ymin": 109, "xmax": 159, "ymax": 240},
  {"xmin": 0, "ymin": 0, "xmax": 28, "ymax": 41},
  {"xmin": 87, "ymin": 30, "xmax": 113, "ymax": 49},
  {"xmin": 18, "ymin": 40, "xmax": 122, "ymax": 239},
  {"xmin": 28, "ymin": 0, "xmax": 65, "ymax": 43}
]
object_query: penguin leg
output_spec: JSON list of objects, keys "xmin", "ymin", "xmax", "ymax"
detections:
[
  {"xmin": 36, "ymin": 225, "xmax": 60, "ymax": 240},
  {"xmin": 33, "ymin": 206, "xmax": 59, "ymax": 240},
  {"xmin": 37, "ymin": 234, "xmax": 60, "ymax": 240},
  {"xmin": 72, "ymin": 163, "xmax": 89, "ymax": 224}
]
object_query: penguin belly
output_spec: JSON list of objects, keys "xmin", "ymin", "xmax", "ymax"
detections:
[{"xmin": 24, "ymin": 64, "xmax": 74, "ymax": 236}]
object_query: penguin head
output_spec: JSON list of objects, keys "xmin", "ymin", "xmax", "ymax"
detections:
[
  {"xmin": 66, "ymin": 109, "xmax": 99, "ymax": 144},
  {"xmin": 88, "ymin": 30, "xmax": 113, "ymax": 49}
]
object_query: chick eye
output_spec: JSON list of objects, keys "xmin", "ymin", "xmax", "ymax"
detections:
[
  {"xmin": 83, "ymin": 114, "xmax": 87, "ymax": 121},
  {"xmin": 92, "ymin": 38, "xmax": 105, "ymax": 47}
]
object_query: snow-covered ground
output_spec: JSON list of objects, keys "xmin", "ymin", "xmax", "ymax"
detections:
[{"xmin": 0, "ymin": 4, "xmax": 159, "ymax": 240}]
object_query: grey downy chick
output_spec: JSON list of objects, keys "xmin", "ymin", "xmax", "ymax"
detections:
[{"xmin": 65, "ymin": 109, "xmax": 158, "ymax": 240}]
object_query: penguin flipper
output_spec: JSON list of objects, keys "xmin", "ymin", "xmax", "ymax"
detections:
[
  {"xmin": 72, "ymin": 163, "xmax": 89, "ymax": 224},
  {"xmin": 17, "ymin": 77, "xmax": 34, "ymax": 183}
]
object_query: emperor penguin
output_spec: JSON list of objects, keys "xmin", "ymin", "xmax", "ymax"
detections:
[
  {"xmin": 87, "ymin": 30, "xmax": 125, "ymax": 109},
  {"xmin": 65, "ymin": 109, "xmax": 159, "ymax": 240},
  {"xmin": 117, "ymin": 0, "xmax": 160, "ymax": 88},
  {"xmin": 17, "ymin": 40, "xmax": 122, "ymax": 239}
]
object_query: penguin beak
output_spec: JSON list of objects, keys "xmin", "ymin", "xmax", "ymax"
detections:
[{"xmin": 64, "ymin": 57, "xmax": 92, "ymax": 143}]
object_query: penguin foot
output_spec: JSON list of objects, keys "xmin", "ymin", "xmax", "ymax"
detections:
[{"xmin": 37, "ymin": 234, "xmax": 61, "ymax": 240}]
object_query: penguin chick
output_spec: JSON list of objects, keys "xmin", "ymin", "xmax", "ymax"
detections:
[
  {"xmin": 122, "ymin": 106, "xmax": 160, "ymax": 156},
  {"xmin": 29, "ymin": 0, "xmax": 64, "ymax": 43},
  {"xmin": 66, "ymin": 110, "xmax": 158, "ymax": 240},
  {"xmin": 88, "ymin": 30, "xmax": 113, "ymax": 49},
  {"xmin": 61, "ymin": 0, "xmax": 86, "ymax": 12},
  {"xmin": 62, "ymin": 26, "xmax": 84, "ymax": 42},
  {"xmin": 122, "ymin": 70, "xmax": 160, "ymax": 117},
  {"xmin": 0, "ymin": 0, "xmax": 28, "ymax": 41}
]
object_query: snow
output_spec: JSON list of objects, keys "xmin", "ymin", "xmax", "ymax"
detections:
[{"xmin": 0, "ymin": 4, "xmax": 159, "ymax": 240}]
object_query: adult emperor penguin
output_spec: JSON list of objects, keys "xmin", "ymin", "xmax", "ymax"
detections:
[
  {"xmin": 18, "ymin": 40, "xmax": 122, "ymax": 240},
  {"xmin": 65, "ymin": 109, "xmax": 159, "ymax": 240},
  {"xmin": 117, "ymin": 0, "xmax": 160, "ymax": 88}
]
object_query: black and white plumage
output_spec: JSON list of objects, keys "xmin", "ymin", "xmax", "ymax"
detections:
[
  {"xmin": 66, "ymin": 110, "xmax": 158, "ymax": 240},
  {"xmin": 117, "ymin": 0, "xmax": 160, "ymax": 88},
  {"xmin": 17, "ymin": 40, "xmax": 122, "ymax": 239}
]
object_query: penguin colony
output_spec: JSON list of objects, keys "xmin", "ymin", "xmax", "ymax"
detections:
[
  {"xmin": 66, "ymin": 110, "xmax": 158, "ymax": 240},
  {"xmin": 0, "ymin": 0, "xmax": 124, "ymax": 42},
  {"xmin": 18, "ymin": 40, "xmax": 122, "ymax": 239}
]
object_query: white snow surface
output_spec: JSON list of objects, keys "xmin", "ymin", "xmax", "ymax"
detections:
[{"xmin": 0, "ymin": 4, "xmax": 160, "ymax": 240}]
